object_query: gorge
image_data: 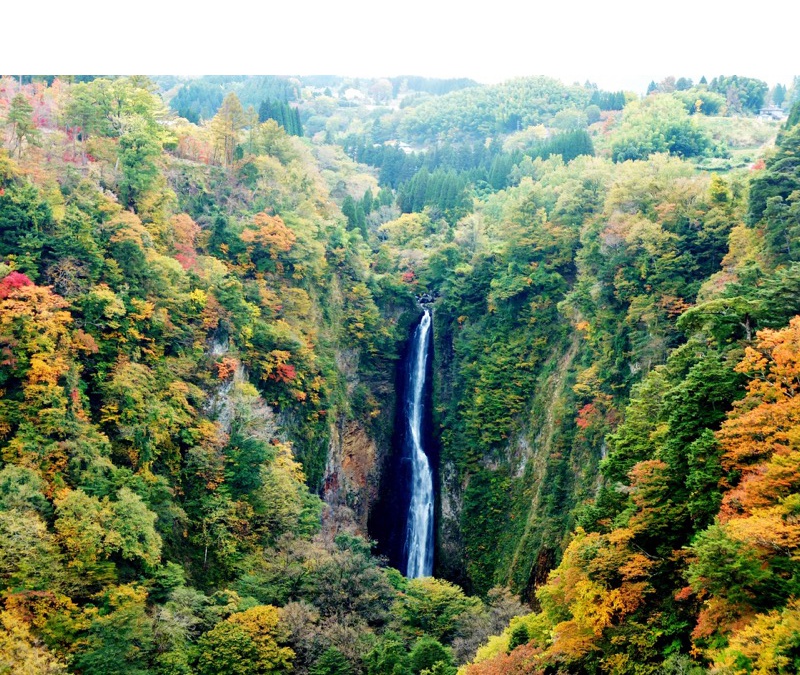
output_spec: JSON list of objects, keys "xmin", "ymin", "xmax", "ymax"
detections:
[
  {"xmin": 1, "ymin": 72, "xmax": 799, "ymax": 675},
  {"xmin": 369, "ymin": 308, "xmax": 436, "ymax": 577}
]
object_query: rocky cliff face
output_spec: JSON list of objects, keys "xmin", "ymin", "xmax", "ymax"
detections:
[
  {"xmin": 321, "ymin": 303, "xmax": 419, "ymax": 539},
  {"xmin": 434, "ymin": 327, "xmax": 603, "ymax": 598},
  {"xmin": 324, "ymin": 417, "xmax": 379, "ymax": 531}
]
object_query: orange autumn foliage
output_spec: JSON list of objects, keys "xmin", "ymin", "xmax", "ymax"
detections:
[
  {"xmin": 241, "ymin": 212, "xmax": 296, "ymax": 259},
  {"xmin": 533, "ymin": 527, "xmax": 654, "ymax": 664},
  {"xmin": 464, "ymin": 642, "xmax": 544, "ymax": 675},
  {"xmin": 690, "ymin": 316, "xmax": 800, "ymax": 654},
  {"xmin": 215, "ymin": 357, "xmax": 239, "ymax": 381},
  {"xmin": 169, "ymin": 213, "xmax": 201, "ymax": 270},
  {"xmin": 718, "ymin": 316, "xmax": 800, "ymax": 521},
  {"xmin": 0, "ymin": 282, "xmax": 72, "ymax": 368}
]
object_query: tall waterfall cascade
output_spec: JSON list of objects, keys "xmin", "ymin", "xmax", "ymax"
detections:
[{"xmin": 404, "ymin": 309, "xmax": 434, "ymax": 578}]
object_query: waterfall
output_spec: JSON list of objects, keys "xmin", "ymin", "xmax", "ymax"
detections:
[{"xmin": 404, "ymin": 309, "xmax": 434, "ymax": 578}]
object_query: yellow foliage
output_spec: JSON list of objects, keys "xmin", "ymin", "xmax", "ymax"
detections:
[
  {"xmin": 226, "ymin": 605, "xmax": 294, "ymax": 672},
  {"xmin": 0, "ymin": 609, "xmax": 67, "ymax": 674},
  {"xmin": 26, "ymin": 355, "xmax": 68, "ymax": 385},
  {"xmin": 108, "ymin": 212, "xmax": 150, "ymax": 248},
  {"xmin": 725, "ymin": 503, "xmax": 800, "ymax": 557},
  {"xmin": 128, "ymin": 298, "xmax": 155, "ymax": 321},
  {"xmin": 88, "ymin": 285, "xmax": 126, "ymax": 319},
  {"xmin": 378, "ymin": 213, "xmax": 429, "ymax": 247},
  {"xmin": 472, "ymin": 633, "xmax": 510, "ymax": 664},
  {"xmin": 711, "ymin": 599, "xmax": 800, "ymax": 674},
  {"xmin": 188, "ymin": 288, "xmax": 207, "ymax": 309}
]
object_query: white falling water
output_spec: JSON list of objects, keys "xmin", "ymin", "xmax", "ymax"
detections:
[{"xmin": 405, "ymin": 309, "xmax": 434, "ymax": 578}]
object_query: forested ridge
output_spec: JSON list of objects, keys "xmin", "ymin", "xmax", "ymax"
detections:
[{"xmin": 1, "ymin": 72, "xmax": 799, "ymax": 674}]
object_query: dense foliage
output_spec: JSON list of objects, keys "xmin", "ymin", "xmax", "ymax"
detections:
[{"xmin": 1, "ymin": 71, "xmax": 799, "ymax": 675}]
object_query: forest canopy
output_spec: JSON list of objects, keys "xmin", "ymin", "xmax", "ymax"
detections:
[{"xmin": 0, "ymin": 70, "xmax": 799, "ymax": 674}]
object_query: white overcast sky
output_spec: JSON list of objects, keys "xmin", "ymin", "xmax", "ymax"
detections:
[{"xmin": 4, "ymin": 0, "xmax": 798, "ymax": 93}]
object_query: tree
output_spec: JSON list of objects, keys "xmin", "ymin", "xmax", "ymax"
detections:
[
  {"xmin": 0, "ymin": 609, "xmax": 67, "ymax": 674},
  {"xmin": 771, "ymin": 83, "xmax": 787, "ymax": 107},
  {"xmin": 240, "ymin": 212, "xmax": 297, "ymax": 274},
  {"xmin": 118, "ymin": 116, "xmax": 162, "ymax": 207},
  {"xmin": 6, "ymin": 94, "xmax": 40, "ymax": 157},
  {"xmin": 0, "ymin": 509, "xmax": 63, "ymax": 591},
  {"xmin": 393, "ymin": 578, "xmax": 481, "ymax": 643},
  {"xmin": 717, "ymin": 316, "xmax": 800, "ymax": 519},
  {"xmin": 747, "ymin": 123, "xmax": 800, "ymax": 262},
  {"xmin": 0, "ymin": 172, "xmax": 52, "ymax": 278},
  {"xmin": 258, "ymin": 99, "xmax": 303, "ymax": 136},
  {"xmin": 197, "ymin": 621, "xmax": 261, "ymax": 675},
  {"xmin": 54, "ymin": 487, "xmax": 161, "ymax": 575},
  {"xmin": 64, "ymin": 81, "xmax": 103, "ymax": 158},
  {"xmin": 507, "ymin": 623, "xmax": 530, "ymax": 652},
  {"xmin": 409, "ymin": 636, "xmax": 454, "ymax": 674},
  {"xmin": 364, "ymin": 631, "xmax": 412, "ymax": 675},
  {"xmin": 687, "ymin": 317, "xmax": 800, "ymax": 648},
  {"xmin": 0, "ymin": 465, "xmax": 51, "ymax": 515},
  {"xmin": 310, "ymin": 647, "xmax": 354, "ymax": 675},
  {"xmin": 210, "ymin": 93, "xmax": 247, "ymax": 166},
  {"xmin": 72, "ymin": 585, "xmax": 155, "ymax": 675},
  {"xmin": 711, "ymin": 600, "xmax": 800, "ymax": 673},
  {"xmin": 197, "ymin": 605, "xmax": 294, "ymax": 675},
  {"xmin": 708, "ymin": 75, "xmax": 769, "ymax": 114},
  {"xmin": 105, "ymin": 487, "xmax": 162, "ymax": 567},
  {"xmin": 610, "ymin": 95, "xmax": 714, "ymax": 162}
]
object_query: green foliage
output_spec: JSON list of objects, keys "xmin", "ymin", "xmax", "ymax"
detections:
[
  {"xmin": 687, "ymin": 524, "xmax": 779, "ymax": 608},
  {"xmin": 589, "ymin": 89, "xmax": 626, "ymax": 111},
  {"xmin": 105, "ymin": 487, "xmax": 163, "ymax": 567},
  {"xmin": 393, "ymin": 578, "xmax": 481, "ymax": 643},
  {"xmin": 397, "ymin": 168, "xmax": 472, "ymax": 223},
  {"xmin": 685, "ymin": 430, "xmax": 724, "ymax": 530},
  {"xmin": 674, "ymin": 88, "xmax": 727, "ymax": 116},
  {"xmin": 747, "ymin": 123, "xmax": 800, "ymax": 262},
  {"xmin": 6, "ymin": 93, "xmax": 40, "ymax": 157},
  {"xmin": 364, "ymin": 631, "xmax": 412, "ymax": 675},
  {"xmin": 72, "ymin": 586, "xmax": 155, "ymax": 675},
  {"xmin": 611, "ymin": 95, "xmax": 717, "ymax": 161},
  {"xmin": 507, "ymin": 622, "xmax": 529, "ymax": 651},
  {"xmin": 169, "ymin": 75, "xmax": 296, "ymax": 124},
  {"xmin": 0, "ymin": 465, "xmax": 51, "ymax": 516},
  {"xmin": 0, "ymin": 167, "xmax": 52, "ymax": 278},
  {"xmin": 399, "ymin": 77, "xmax": 591, "ymax": 140},
  {"xmin": 118, "ymin": 117, "xmax": 163, "ymax": 207},
  {"xmin": 258, "ymin": 99, "xmax": 303, "ymax": 136},
  {"xmin": 409, "ymin": 636, "xmax": 453, "ymax": 674},
  {"xmin": 461, "ymin": 470, "xmax": 512, "ymax": 592},
  {"xmin": 708, "ymin": 75, "xmax": 769, "ymax": 114},
  {"xmin": 0, "ymin": 509, "xmax": 63, "ymax": 591},
  {"xmin": 786, "ymin": 100, "xmax": 800, "ymax": 129},
  {"xmin": 528, "ymin": 129, "xmax": 594, "ymax": 162},
  {"xmin": 310, "ymin": 647, "xmax": 354, "ymax": 675}
]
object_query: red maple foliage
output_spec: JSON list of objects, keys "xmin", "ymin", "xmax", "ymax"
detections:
[
  {"xmin": 271, "ymin": 363, "xmax": 297, "ymax": 383},
  {"xmin": 0, "ymin": 271, "xmax": 34, "ymax": 299}
]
